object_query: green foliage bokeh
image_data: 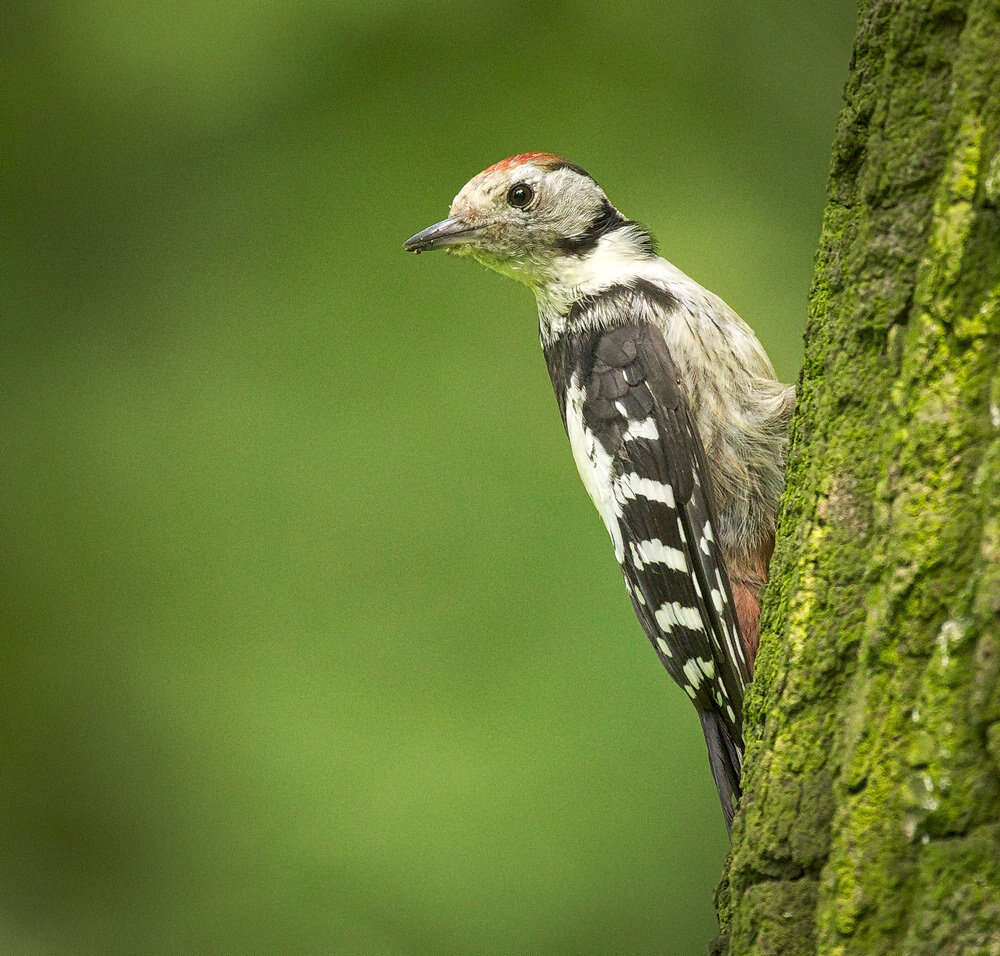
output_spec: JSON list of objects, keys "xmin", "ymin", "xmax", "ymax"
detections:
[{"xmin": 4, "ymin": 3, "xmax": 854, "ymax": 953}]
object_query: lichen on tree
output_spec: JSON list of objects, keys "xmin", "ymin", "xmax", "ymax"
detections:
[{"xmin": 715, "ymin": 0, "xmax": 1000, "ymax": 953}]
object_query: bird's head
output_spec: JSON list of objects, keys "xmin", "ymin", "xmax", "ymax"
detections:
[{"xmin": 404, "ymin": 153, "xmax": 656, "ymax": 289}]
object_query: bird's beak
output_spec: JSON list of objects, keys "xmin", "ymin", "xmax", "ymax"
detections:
[{"xmin": 403, "ymin": 217, "xmax": 484, "ymax": 254}]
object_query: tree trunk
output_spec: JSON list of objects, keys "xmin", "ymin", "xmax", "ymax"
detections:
[{"xmin": 714, "ymin": 0, "xmax": 1000, "ymax": 953}]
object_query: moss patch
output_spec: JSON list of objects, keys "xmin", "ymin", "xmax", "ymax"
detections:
[{"xmin": 719, "ymin": 0, "xmax": 1000, "ymax": 951}]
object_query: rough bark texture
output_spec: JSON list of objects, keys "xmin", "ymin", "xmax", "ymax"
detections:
[{"xmin": 715, "ymin": 0, "xmax": 1000, "ymax": 953}]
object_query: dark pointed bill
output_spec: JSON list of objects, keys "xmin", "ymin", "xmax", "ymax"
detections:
[{"xmin": 403, "ymin": 217, "xmax": 484, "ymax": 254}]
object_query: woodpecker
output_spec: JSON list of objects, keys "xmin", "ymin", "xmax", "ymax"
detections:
[{"xmin": 404, "ymin": 153, "xmax": 793, "ymax": 828}]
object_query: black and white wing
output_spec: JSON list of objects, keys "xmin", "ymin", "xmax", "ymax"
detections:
[{"xmin": 546, "ymin": 317, "xmax": 750, "ymax": 827}]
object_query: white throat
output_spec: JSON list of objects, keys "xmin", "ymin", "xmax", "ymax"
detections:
[{"xmin": 535, "ymin": 228, "xmax": 663, "ymax": 344}]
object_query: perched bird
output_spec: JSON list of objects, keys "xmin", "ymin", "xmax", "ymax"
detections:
[{"xmin": 404, "ymin": 153, "xmax": 793, "ymax": 827}]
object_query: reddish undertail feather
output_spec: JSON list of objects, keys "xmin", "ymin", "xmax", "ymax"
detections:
[
  {"xmin": 732, "ymin": 583, "xmax": 762, "ymax": 667},
  {"xmin": 731, "ymin": 535, "xmax": 775, "ymax": 670}
]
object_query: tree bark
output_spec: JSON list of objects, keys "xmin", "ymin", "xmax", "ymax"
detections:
[{"xmin": 714, "ymin": 0, "xmax": 1000, "ymax": 953}]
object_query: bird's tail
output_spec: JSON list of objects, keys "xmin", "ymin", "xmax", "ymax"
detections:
[{"xmin": 698, "ymin": 709, "xmax": 744, "ymax": 831}]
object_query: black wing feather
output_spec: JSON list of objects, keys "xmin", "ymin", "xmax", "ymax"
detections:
[{"xmin": 580, "ymin": 322, "xmax": 750, "ymax": 827}]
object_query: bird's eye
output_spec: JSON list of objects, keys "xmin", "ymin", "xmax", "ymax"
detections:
[{"xmin": 506, "ymin": 183, "xmax": 534, "ymax": 209}]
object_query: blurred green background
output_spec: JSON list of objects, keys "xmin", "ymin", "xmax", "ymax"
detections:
[{"xmin": 4, "ymin": 3, "xmax": 855, "ymax": 953}]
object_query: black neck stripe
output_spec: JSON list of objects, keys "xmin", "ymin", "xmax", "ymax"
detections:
[
  {"xmin": 563, "ymin": 278, "xmax": 679, "ymax": 330},
  {"xmin": 556, "ymin": 201, "xmax": 658, "ymax": 257},
  {"xmin": 557, "ymin": 200, "xmax": 625, "ymax": 255}
]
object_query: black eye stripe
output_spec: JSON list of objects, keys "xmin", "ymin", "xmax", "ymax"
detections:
[{"xmin": 507, "ymin": 183, "xmax": 534, "ymax": 208}]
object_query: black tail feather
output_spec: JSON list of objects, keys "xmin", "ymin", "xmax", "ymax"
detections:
[{"xmin": 699, "ymin": 709, "xmax": 744, "ymax": 831}]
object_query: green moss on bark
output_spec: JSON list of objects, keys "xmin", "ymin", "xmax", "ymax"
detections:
[{"xmin": 718, "ymin": 0, "xmax": 1000, "ymax": 952}]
